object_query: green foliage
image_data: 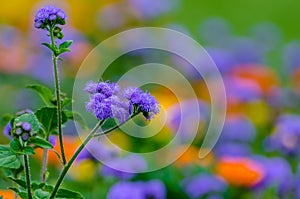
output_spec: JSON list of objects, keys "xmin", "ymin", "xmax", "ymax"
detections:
[
  {"xmin": 41, "ymin": 43, "xmax": 56, "ymax": 53},
  {"xmin": 35, "ymin": 107, "xmax": 68, "ymax": 134},
  {"xmin": 33, "ymin": 189, "xmax": 50, "ymax": 199},
  {"xmin": 59, "ymin": 40, "xmax": 73, "ymax": 49},
  {"xmin": 0, "ymin": 145, "xmax": 21, "ymax": 169},
  {"xmin": 28, "ymin": 137, "xmax": 53, "ymax": 149},
  {"xmin": 26, "ymin": 84, "xmax": 53, "ymax": 106}
]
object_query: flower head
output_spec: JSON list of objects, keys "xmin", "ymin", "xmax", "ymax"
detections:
[
  {"xmin": 34, "ymin": 6, "xmax": 66, "ymax": 29},
  {"xmin": 123, "ymin": 87, "xmax": 160, "ymax": 119},
  {"xmin": 182, "ymin": 173, "xmax": 227, "ymax": 199},
  {"xmin": 107, "ymin": 180, "xmax": 166, "ymax": 199},
  {"xmin": 85, "ymin": 81, "xmax": 160, "ymax": 121}
]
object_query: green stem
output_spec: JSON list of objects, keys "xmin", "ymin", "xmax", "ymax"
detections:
[
  {"xmin": 49, "ymin": 120, "xmax": 104, "ymax": 199},
  {"xmin": 49, "ymin": 113, "xmax": 139, "ymax": 198},
  {"xmin": 24, "ymin": 155, "xmax": 33, "ymax": 199},
  {"xmin": 50, "ymin": 27, "xmax": 66, "ymax": 165},
  {"xmin": 40, "ymin": 134, "xmax": 50, "ymax": 182}
]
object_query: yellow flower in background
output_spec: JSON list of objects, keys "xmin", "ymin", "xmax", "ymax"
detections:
[{"xmin": 69, "ymin": 159, "xmax": 97, "ymax": 182}]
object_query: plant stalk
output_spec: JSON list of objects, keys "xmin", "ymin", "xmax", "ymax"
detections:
[
  {"xmin": 49, "ymin": 120, "xmax": 104, "ymax": 199},
  {"xmin": 24, "ymin": 155, "xmax": 33, "ymax": 199},
  {"xmin": 50, "ymin": 27, "xmax": 67, "ymax": 165}
]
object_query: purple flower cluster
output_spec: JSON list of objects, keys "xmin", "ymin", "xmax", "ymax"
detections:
[
  {"xmin": 34, "ymin": 6, "xmax": 66, "ymax": 29},
  {"xmin": 123, "ymin": 87, "xmax": 160, "ymax": 119},
  {"xmin": 14, "ymin": 122, "xmax": 34, "ymax": 142},
  {"xmin": 264, "ymin": 114, "xmax": 300, "ymax": 155},
  {"xmin": 85, "ymin": 81, "xmax": 160, "ymax": 122},
  {"xmin": 107, "ymin": 180, "xmax": 166, "ymax": 199},
  {"xmin": 182, "ymin": 173, "xmax": 227, "ymax": 199}
]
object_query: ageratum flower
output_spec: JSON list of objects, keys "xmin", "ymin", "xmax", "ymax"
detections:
[
  {"xmin": 123, "ymin": 87, "xmax": 160, "ymax": 119},
  {"xmin": 85, "ymin": 81, "xmax": 159, "ymax": 122},
  {"xmin": 182, "ymin": 173, "xmax": 227, "ymax": 199},
  {"xmin": 34, "ymin": 6, "xmax": 66, "ymax": 29},
  {"xmin": 107, "ymin": 180, "xmax": 166, "ymax": 199}
]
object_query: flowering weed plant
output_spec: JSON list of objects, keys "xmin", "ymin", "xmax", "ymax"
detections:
[{"xmin": 0, "ymin": 6, "xmax": 159, "ymax": 199}]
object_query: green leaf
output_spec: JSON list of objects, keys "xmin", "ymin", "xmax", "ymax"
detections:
[
  {"xmin": 14, "ymin": 113, "xmax": 40, "ymax": 133},
  {"xmin": 41, "ymin": 42, "xmax": 56, "ymax": 52},
  {"xmin": 62, "ymin": 97, "xmax": 73, "ymax": 107},
  {"xmin": 21, "ymin": 146, "xmax": 35, "ymax": 155},
  {"xmin": 63, "ymin": 110, "xmax": 88, "ymax": 130},
  {"xmin": 0, "ymin": 145, "xmax": 21, "ymax": 169},
  {"xmin": 56, "ymin": 188, "xmax": 84, "ymax": 199},
  {"xmin": 58, "ymin": 48, "xmax": 71, "ymax": 55},
  {"xmin": 31, "ymin": 182, "xmax": 45, "ymax": 191},
  {"xmin": 8, "ymin": 177, "xmax": 26, "ymax": 188},
  {"xmin": 59, "ymin": 40, "xmax": 73, "ymax": 49},
  {"xmin": 35, "ymin": 107, "xmax": 68, "ymax": 134},
  {"xmin": 10, "ymin": 139, "xmax": 22, "ymax": 153},
  {"xmin": 27, "ymin": 84, "xmax": 53, "ymax": 106},
  {"xmin": 28, "ymin": 137, "xmax": 53, "ymax": 149},
  {"xmin": 33, "ymin": 189, "xmax": 50, "ymax": 199},
  {"xmin": 8, "ymin": 187, "xmax": 20, "ymax": 193}
]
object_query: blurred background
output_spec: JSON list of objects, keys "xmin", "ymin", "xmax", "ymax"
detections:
[{"xmin": 1, "ymin": 0, "xmax": 300, "ymax": 198}]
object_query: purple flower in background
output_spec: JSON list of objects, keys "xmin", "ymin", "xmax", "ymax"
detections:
[
  {"xmin": 282, "ymin": 41, "xmax": 300, "ymax": 73},
  {"xmin": 96, "ymin": 3, "xmax": 126, "ymax": 31},
  {"xmin": 128, "ymin": 0, "xmax": 179, "ymax": 19},
  {"xmin": 253, "ymin": 156, "xmax": 294, "ymax": 196},
  {"xmin": 107, "ymin": 180, "xmax": 166, "ymax": 199},
  {"xmin": 214, "ymin": 142, "xmax": 252, "ymax": 158},
  {"xmin": 230, "ymin": 37, "xmax": 266, "ymax": 65},
  {"xmin": 219, "ymin": 116, "xmax": 256, "ymax": 143},
  {"xmin": 76, "ymin": 139, "xmax": 119, "ymax": 162},
  {"xmin": 3, "ymin": 122, "xmax": 12, "ymax": 139},
  {"xmin": 182, "ymin": 173, "xmax": 227, "ymax": 199},
  {"xmin": 101, "ymin": 154, "xmax": 147, "ymax": 180},
  {"xmin": 206, "ymin": 48, "xmax": 236, "ymax": 74},
  {"xmin": 34, "ymin": 6, "xmax": 66, "ymax": 29},
  {"xmin": 224, "ymin": 77, "xmax": 262, "ymax": 102},
  {"xmin": 264, "ymin": 114, "xmax": 300, "ymax": 155},
  {"xmin": 107, "ymin": 181, "xmax": 145, "ymax": 199}
]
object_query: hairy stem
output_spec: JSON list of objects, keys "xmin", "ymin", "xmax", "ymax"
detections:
[
  {"xmin": 50, "ymin": 113, "xmax": 140, "ymax": 198},
  {"xmin": 50, "ymin": 27, "xmax": 66, "ymax": 165},
  {"xmin": 40, "ymin": 148, "xmax": 48, "ymax": 182},
  {"xmin": 49, "ymin": 120, "xmax": 104, "ymax": 199},
  {"xmin": 24, "ymin": 155, "xmax": 33, "ymax": 199}
]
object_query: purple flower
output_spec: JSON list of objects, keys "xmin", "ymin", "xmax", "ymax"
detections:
[
  {"xmin": 219, "ymin": 116, "xmax": 256, "ymax": 143},
  {"xmin": 85, "ymin": 81, "xmax": 159, "ymax": 121},
  {"xmin": 253, "ymin": 156, "xmax": 294, "ymax": 196},
  {"xmin": 100, "ymin": 154, "xmax": 147, "ymax": 180},
  {"xmin": 264, "ymin": 114, "xmax": 300, "ymax": 155},
  {"xmin": 123, "ymin": 87, "xmax": 160, "ymax": 119},
  {"xmin": 107, "ymin": 181, "xmax": 144, "ymax": 199},
  {"xmin": 107, "ymin": 180, "xmax": 166, "ymax": 199},
  {"xmin": 34, "ymin": 6, "xmax": 66, "ymax": 29},
  {"xmin": 22, "ymin": 122, "xmax": 31, "ymax": 131},
  {"xmin": 84, "ymin": 81, "xmax": 98, "ymax": 94},
  {"xmin": 128, "ymin": 0, "xmax": 179, "ymax": 19},
  {"xmin": 214, "ymin": 142, "xmax": 252, "ymax": 158},
  {"xmin": 182, "ymin": 173, "xmax": 227, "ymax": 199},
  {"xmin": 76, "ymin": 139, "xmax": 119, "ymax": 162},
  {"xmin": 3, "ymin": 122, "xmax": 12, "ymax": 139},
  {"xmin": 49, "ymin": 135, "xmax": 56, "ymax": 146}
]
